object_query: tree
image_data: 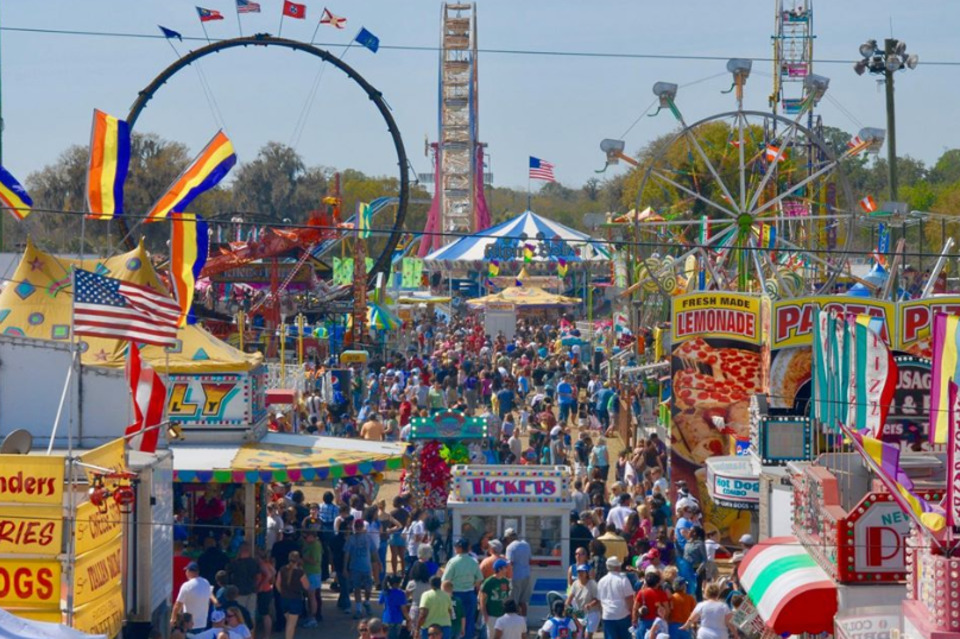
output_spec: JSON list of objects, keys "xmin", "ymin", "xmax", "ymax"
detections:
[
  {"xmin": 930, "ymin": 149, "xmax": 960, "ymax": 185},
  {"xmin": 582, "ymin": 177, "xmax": 601, "ymax": 201},
  {"xmin": 11, "ymin": 133, "xmax": 193, "ymax": 253},
  {"xmin": 231, "ymin": 142, "xmax": 328, "ymax": 223}
]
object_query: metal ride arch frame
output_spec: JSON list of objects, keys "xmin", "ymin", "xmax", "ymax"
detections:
[
  {"xmin": 633, "ymin": 109, "xmax": 855, "ymax": 298},
  {"xmin": 119, "ymin": 33, "xmax": 409, "ymax": 286}
]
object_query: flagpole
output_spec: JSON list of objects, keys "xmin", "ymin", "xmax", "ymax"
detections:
[
  {"xmin": 278, "ymin": 13, "xmax": 285, "ymax": 37},
  {"xmin": 235, "ymin": 2, "xmax": 243, "ymax": 37},
  {"xmin": 200, "ymin": 21, "xmax": 211, "ymax": 45},
  {"xmin": 309, "ymin": 16, "xmax": 322, "ymax": 44},
  {"xmin": 164, "ymin": 37, "xmax": 182, "ymax": 60}
]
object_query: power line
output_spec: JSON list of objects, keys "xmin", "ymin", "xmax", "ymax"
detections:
[
  {"xmin": 5, "ymin": 25, "xmax": 960, "ymax": 67},
  {"xmin": 3, "ymin": 205, "xmax": 957, "ymax": 262}
]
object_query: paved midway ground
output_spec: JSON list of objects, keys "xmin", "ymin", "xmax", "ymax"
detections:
[{"xmin": 290, "ymin": 432, "xmax": 632, "ymax": 638}]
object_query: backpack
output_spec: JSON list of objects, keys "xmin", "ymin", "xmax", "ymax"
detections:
[{"xmin": 547, "ymin": 617, "xmax": 574, "ymax": 639}]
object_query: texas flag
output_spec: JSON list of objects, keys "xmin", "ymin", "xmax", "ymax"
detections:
[{"xmin": 283, "ymin": 0, "xmax": 306, "ymax": 19}]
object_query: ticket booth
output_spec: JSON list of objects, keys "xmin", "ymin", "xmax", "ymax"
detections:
[{"xmin": 447, "ymin": 465, "xmax": 573, "ymax": 622}]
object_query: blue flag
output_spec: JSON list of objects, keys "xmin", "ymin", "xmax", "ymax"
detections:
[
  {"xmin": 159, "ymin": 25, "xmax": 183, "ymax": 41},
  {"xmin": 355, "ymin": 27, "xmax": 380, "ymax": 53}
]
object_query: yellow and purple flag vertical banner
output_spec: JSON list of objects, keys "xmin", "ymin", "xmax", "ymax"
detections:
[
  {"xmin": 0, "ymin": 165, "xmax": 33, "ymax": 220},
  {"xmin": 930, "ymin": 313, "xmax": 960, "ymax": 444},
  {"xmin": 947, "ymin": 379, "xmax": 960, "ymax": 528},
  {"xmin": 839, "ymin": 420, "xmax": 946, "ymax": 535},
  {"xmin": 557, "ymin": 258, "xmax": 568, "ymax": 278},
  {"xmin": 170, "ymin": 212, "xmax": 209, "ymax": 326},
  {"xmin": 86, "ymin": 109, "xmax": 131, "ymax": 220},
  {"xmin": 849, "ymin": 314, "xmax": 897, "ymax": 436},
  {"xmin": 146, "ymin": 131, "xmax": 236, "ymax": 221}
]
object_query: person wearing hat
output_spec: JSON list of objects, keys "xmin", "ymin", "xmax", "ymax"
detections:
[
  {"xmin": 566, "ymin": 563, "xmax": 601, "ymax": 637},
  {"xmin": 668, "ymin": 579, "xmax": 696, "ymax": 639},
  {"xmin": 480, "ymin": 559, "xmax": 511, "ymax": 639},
  {"xmin": 443, "ymin": 538, "xmax": 483, "ymax": 639},
  {"xmin": 596, "ymin": 556, "xmax": 633, "ymax": 639},
  {"xmin": 188, "ymin": 610, "xmax": 227, "ymax": 639},
  {"xmin": 640, "ymin": 548, "xmax": 663, "ymax": 573},
  {"xmin": 730, "ymin": 534, "xmax": 755, "ymax": 564},
  {"xmin": 480, "ymin": 540, "xmax": 510, "ymax": 580},
  {"xmin": 503, "ymin": 529, "xmax": 533, "ymax": 617},
  {"xmin": 172, "ymin": 562, "xmax": 214, "ymax": 630}
]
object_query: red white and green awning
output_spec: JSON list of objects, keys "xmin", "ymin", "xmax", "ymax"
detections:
[{"xmin": 737, "ymin": 536, "xmax": 837, "ymax": 636}]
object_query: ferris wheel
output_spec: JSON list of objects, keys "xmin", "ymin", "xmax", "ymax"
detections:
[{"xmin": 603, "ymin": 58, "xmax": 880, "ymax": 299}]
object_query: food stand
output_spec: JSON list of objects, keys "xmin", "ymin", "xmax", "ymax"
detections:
[{"xmin": 447, "ymin": 465, "xmax": 573, "ymax": 622}]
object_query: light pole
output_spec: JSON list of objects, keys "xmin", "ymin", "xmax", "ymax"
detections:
[{"xmin": 854, "ymin": 38, "xmax": 919, "ymax": 202}]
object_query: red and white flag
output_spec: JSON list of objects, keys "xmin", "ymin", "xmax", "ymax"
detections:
[
  {"xmin": 282, "ymin": 0, "xmax": 306, "ymax": 19},
  {"xmin": 320, "ymin": 7, "xmax": 347, "ymax": 28},
  {"xmin": 859, "ymin": 195, "xmax": 878, "ymax": 213},
  {"xmin": 765, "ymin": 145, "xmax": 786, "ymax": 163},
  {"xmin": 124, "ymin": 343, "xmax": 167, "ymax": 454}
]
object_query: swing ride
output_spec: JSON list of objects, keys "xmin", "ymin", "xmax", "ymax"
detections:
[{"xmin": 602, "ymin": 57, "xmax": 884, "ymax": 302}]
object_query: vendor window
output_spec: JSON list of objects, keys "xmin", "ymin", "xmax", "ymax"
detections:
[{"xmin": 525, "ymin": 515, "xmax": 562, "ymax": 559}]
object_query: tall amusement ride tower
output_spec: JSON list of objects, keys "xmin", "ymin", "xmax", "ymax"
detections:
[{"xmin": 419, "ymin": 2, "xmax": 492, "ymax": 256}]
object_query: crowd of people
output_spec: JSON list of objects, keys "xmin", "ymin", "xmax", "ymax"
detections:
[{"xmin": 170, "ymin": 312, "xmax": 755, "ymax": 639}]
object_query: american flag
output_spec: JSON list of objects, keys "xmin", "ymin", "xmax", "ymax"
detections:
[
  {"xmin": 236, "ymin": 0, "xmax": 261, "ymax": 13},
  {"xmin": 73, "ymin": 269, "xmax": 181, "ymax": 347},
  {"xmin": 529, "ymin": 156, "xmax": 556, "ymax": 182}
]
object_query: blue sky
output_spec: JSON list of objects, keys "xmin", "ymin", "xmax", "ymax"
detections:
[{"xmin": 0, "ymin": 1, "xmax": 956, "ymax": 192}]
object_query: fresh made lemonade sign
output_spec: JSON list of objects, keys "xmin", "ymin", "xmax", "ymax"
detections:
[
  {"xmin": 670, "ymin": 292, "xmax": 764, "ymax": 545},
  {"xmin": 673, "ymin": 294, "xmax": 761, "ymax": 345}
]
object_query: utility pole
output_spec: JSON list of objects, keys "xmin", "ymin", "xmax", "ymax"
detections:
[{"xmin": 883, "ymin": 38, "xmax": 898, "ymax": 202}]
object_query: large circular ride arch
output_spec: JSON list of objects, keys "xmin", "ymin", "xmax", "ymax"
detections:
[{"xmin": 120, "ymin": 34, "xmax": 409, "ymax": 286}]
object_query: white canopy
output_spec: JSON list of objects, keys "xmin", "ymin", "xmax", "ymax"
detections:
[{"xmin": 0, "ymin": 610, "xmax": 107, "ymax": 639}]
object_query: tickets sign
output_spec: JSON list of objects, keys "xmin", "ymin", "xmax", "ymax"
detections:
[
  {"xmin": 0, "ymin": 558, "xmax": 61, "ymax": 606},
  {"xmin": 672, "ymin": 293, "xmax": 761, "ymax": 345},
  {"xmin": 771, "ymin": 297, "xmax": 895, "ymax": 349},
  {"xmin": 72, "ymin": 585, "xmax": 125, "ymax": 639},
  {"xmin": 75, "ymin": 498, "xmax": 122, "ymax": 557},
  {"xmin": 0, "ymin": 506, "xmax": 62, "ymax": 556},
  {"xmin": 73, "ymin": 536, "xmax": 123, "ymax": 606},
  {"xmin": 0, "ymin": 455, "xmax": 64, "ymax": 505}
]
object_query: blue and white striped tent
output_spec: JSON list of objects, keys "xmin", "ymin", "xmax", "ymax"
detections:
[{"xmin": 422, "ymin": 210, "xmax": 610, "ymax": 262}]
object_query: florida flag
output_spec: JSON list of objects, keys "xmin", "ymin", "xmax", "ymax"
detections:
[
  {"xmin": 125, "ymin": 343, "xmax": 167, "ymax": 454},
  {"xmin": 320, "ymin": 7, "xmax": 346, "ymax": 28}
]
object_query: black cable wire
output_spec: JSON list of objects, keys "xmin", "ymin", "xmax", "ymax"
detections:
[
  {"xmin": 3, "ymin": 204, "xmax": 953, "ymax": 261},
  {"xmin": 5, "ymin": 25, "xmax": 960, "ymax": 67}
]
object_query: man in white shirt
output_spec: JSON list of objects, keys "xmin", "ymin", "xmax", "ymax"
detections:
[
  {"xmin": 650, "ymin": 467, "xmax": 669, "ymax": 496},
  {"xmin": 596, "ymin": 556, "xmax": 634, "ymax": 639},
  {"xmin": 508, "ymin": 432, "xmax": 522, "ymax": 461},
  {"xmin": 405, "ymin": 511, "xmax": 428, "ymax": 566},
  {"xmin": 493, "ymin": 600, "xmax": 527, "ymax": 639},
  {"xmin": 171, "ymin": 562, "xmax": 213, "ymax": 629},
  {"xmin": 606, "ymin": 493, "xmax": 634, "ymax": 531}
]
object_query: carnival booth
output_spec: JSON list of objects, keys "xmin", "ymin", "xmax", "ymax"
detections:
[{"xmin": 447, "ymin": 465, "xmax": 574, "ymax": 622}]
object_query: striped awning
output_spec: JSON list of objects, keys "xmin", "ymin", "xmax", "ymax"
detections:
[{"xmin": 737, "ymin": 536, "xmax": 837, "ymax": 636}]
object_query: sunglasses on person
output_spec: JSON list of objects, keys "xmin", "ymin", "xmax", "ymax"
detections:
[{"xmin": 359, "ymin": 626, "xmax": 370, "ymax": 634}]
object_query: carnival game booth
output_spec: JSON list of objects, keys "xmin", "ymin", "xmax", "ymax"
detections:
[
  {"xmin": 0, "ymin": 239, "xmax": 266, "ymax": 446},
  {"xmin": 447, "ymin": 465, "xmax": 574, "ymax": 622},
  {"xmin": 171, "ymin": 432, "xmax": 406, "ymax": 542}
]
